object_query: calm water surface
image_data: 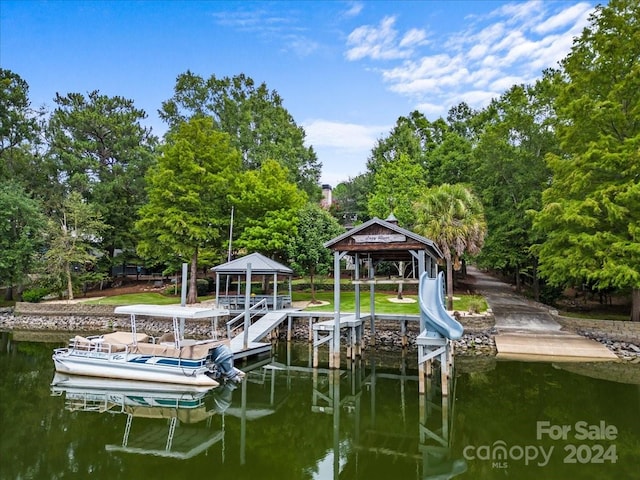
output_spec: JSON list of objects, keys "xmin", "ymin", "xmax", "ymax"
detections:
[{"xmin": 1, "ymin": 333, "xmax": 638, "ymax": 480}]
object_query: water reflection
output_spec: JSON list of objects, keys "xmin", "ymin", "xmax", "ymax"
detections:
[
  {"xmin": 2, "ymin": 335, "xmax": 638, "ymax": 480},
  {"xmin": 227, "ymin": 348, "xmax": 468, "ymax": 480},
  {"xmin": 49, "ymin": 349, "xmax": 467, "ymax": 479},
  {"xmin": 50, "ymin": 373, "xmax": 232, "ymax": 459}
]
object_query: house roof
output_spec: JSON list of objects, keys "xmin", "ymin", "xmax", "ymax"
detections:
[
  {"xmin": 323, "ymin": 217, "xmax": 443, "ymax": 261},
  {"xmin": 211, "ymin": 252, "xmax": 293, "ymax": 275}
]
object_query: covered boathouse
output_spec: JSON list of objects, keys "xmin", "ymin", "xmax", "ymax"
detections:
[{"xmin": 322, "ymin": 216, "xmax": 444, "ymax": 368}]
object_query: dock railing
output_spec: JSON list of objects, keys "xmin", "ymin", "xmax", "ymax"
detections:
[
  {"xmin": 226, "ymin": 299, "xmax": 269, "ymax": 340},
  {"xmin": 218, "ymin": 294, "xmax": 292, "ymax": 310}
]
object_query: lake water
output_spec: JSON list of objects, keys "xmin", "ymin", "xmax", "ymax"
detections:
[{"xmin": 1, "ymin": 333, "xmax": 638, "ymax": 480}]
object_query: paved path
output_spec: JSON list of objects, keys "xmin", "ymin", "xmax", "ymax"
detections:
[{"xmin": 467, "ymin": 267, "xmax": 617, "ymax": 361}]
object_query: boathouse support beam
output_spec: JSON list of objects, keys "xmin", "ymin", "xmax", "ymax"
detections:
[{"xmin": 331, "ymin": 251, "xmax": 348, "ymax": 369}]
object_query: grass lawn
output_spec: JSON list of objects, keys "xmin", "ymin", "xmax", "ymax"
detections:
[
  {"xmin": 297, "ymin": 291, "xmax": 487, "ymax": 314},
  {"xmin": 85, "ymin": 293, "xmax": 215, "ymax": 305},
  {"xmin": 85, "ymin": 290, "xmax": 487, "ymax": 316}
]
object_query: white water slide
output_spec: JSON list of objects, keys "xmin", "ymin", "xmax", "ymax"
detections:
[{"xmin": 418, "ymin": 271, "xmax": 464, "ymax": 340}]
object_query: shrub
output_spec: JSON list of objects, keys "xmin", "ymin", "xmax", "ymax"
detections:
[
  {"xmin": 467, "ymin": 298, "xmax": 484, "ymax": 314},
  {"xmin": 196, "ymin": 278, "xmax": 210, "ymax": 296},
  {"xmin": 21, "ymin": 287, "xmax": 49, "ymax": 303}
]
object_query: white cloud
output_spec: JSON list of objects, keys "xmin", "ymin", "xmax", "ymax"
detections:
[
  {"xmin": 284, "ymin": 35, "xmax": 320, "ymax": 57},
  {"xmin": 489, "ymin": 75, "xmax": 528, "ymax": 92},
  {"xmin": 467, "ymin": 43, "xmax": 488, "ymax": 61},
  {"xmin": 345, "ymin": 1, "xmax": 596, "ymax": 119},
  {"xmin": 415, "ymin": 101, "xmax": 446, "ymax": 118},
  {"xmin": 468, "ymin": 67, "xmax": 501, "ymax": 89},
  {"xmin": 453, "ymin": 89, "xmax": 501, "ymax": 108},
  {"xmin": 400, "ymin": 28, "xmax": 429, "ymax": 48},
  {"xmin": 343, "ymin": 1, "xmax": 364, "ymax": 18},
  {"xmin": 495, "ymin": 0, "xmax": 546, "ymax": 28},
  {"xmin": 533, "ymin": 2, "xmax": 592, "ymax": 34},
  {"xmin": 211, "ymin": 9, "xmax": 292, "ymax": 31},
  {"xmin": 345, "ymin": 16, "xmax": 425, "ymax": 61},
  {"xmin": 491, "ymin": 30, "xmax": 526, "ymax": 56},
  {"xmin": 382, "ymin": 53, "xmax": 463, "ymax": 84},
  {"xmin": 304, "ymin": 119, "xmax": 388, "ymax": 150},
  {"xmin": 303, "ymin": 119, "xmax": 391, "ymax": 185}
]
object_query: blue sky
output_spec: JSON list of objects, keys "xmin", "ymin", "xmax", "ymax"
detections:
[{"xmin": 1, "ymin": 1, "xmax": 597, "ymax": 186}]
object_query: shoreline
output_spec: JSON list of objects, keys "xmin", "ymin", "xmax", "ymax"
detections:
[{"xmin": 2, "ymin": 310, "xmax": 639, "ymax": 363}]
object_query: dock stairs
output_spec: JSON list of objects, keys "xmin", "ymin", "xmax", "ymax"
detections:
[{"xmin": 229, "ymin": 309, "xmax": 291, "ymax": 360}]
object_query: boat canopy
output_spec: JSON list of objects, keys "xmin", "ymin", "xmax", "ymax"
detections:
[{"xmin": 114, "ymin": 304, "xmax": 229, "ymax": 319}]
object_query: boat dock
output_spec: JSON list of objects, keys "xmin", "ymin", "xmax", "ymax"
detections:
[
  {"xmin": 230, "ymin": 310, "xmax": 292, "ymax": 360},
  {"xmin": 311, "ymin": 314, "xmax": 365, "ymax": 367},
  {"xmin": 228, "ymin": 309, "xmax": 426, "ymax": 366},
  {"xmin": 228, "ymin": 309, "xmax": 372, "ymax": 366}
]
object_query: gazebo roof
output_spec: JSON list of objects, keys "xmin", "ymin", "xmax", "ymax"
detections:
[
  {"xmin": 211, "ymin": 252, "xmax": 293, "ymax": 275},
  {"xmin": 324, "ymin": 217, "xmax": 443, "ymax": 261}
]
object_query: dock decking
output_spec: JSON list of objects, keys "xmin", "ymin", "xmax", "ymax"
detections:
[{"xmin": 230, "ymin": 310, "xmax": 292, "ymax": 360}]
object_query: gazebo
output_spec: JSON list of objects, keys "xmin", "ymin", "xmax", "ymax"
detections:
[
  {"xmin": 322, "ymin": 216, "xmax": 444, "ymax": 367},
  {"xmin": 211, "ymin": 252, "xmax": 293, "ymax": 311}
]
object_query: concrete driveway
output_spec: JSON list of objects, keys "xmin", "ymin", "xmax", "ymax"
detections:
[{"xmin": 467, "ymin": 266, "xmax": 617, "ymax": 362}]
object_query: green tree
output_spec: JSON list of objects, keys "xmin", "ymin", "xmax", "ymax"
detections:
[
  {"xmin": 46, "ymin": 90, "xmax": 157, "ymax": 267},
  {"xmin": 367, "ymin": 153, "xmax": 428, "ymax": 227},
  {"xmin": 0, "ymin": 69, "xmax": 41, "ymax": 161},
  {"xmin": 286, "ymin": 203, "xmax": 344, "ymax": 302},
  {"xmin": 232, "ymin": 159, "xmax": 308, "ymax": 261},
  {"xmin": 0, "ymin": 181, "xmax": 46, "ymax": 300},
  {"xmin": 531, "ymin": 0, "xmax": 640, "ymax": 320},
  {"xmin": 427, "ymin": 127, "xmax": 473, "ymax": 186},
  {"xmin": 414, "ymin": 184, "xmax": 487, "ymax": 309},
  {"xmin": 367, "ymin": 109, "xmax": 472, "ymax": 187},
  {"xmin": 0, "ymin": 69, "xmax": 55, "ymax": 203},
  {"xmin": 42, "ymin": 192, "xmax": 109, "ymax": 300},
  {"xmin": 330, "ymin": 174, "xmax": 372, "ymax": 227},
  {"xmin": 471, "ymin": 83, "xmax": 556, "ymax": 294},
  {"xmin": 136, "ymin": 117, "xmax": 241, "ymax": 303},
  {"xmin": 367, "ymin": 111, "xmax": 431, "ymax": 176},
  {"xmin": 160, "ymin": 72, "xmax": 321, "ymax": 197}
]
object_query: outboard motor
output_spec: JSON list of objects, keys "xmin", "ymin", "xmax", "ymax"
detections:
[
  {"xmin": 209, "ymin": 345, "xmax": 244, "ymax": 382},
  {"xmin": 207, "ymin": 382, "xmax": 234, "ymax": 414}
]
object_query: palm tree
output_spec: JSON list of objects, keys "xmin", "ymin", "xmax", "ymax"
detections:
[{"xmin": 414, "ymin": 184, "xmax": 487, "ymax": 310}]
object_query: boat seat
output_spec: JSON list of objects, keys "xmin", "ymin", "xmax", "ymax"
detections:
[
  {"xmin": 72, "ymin": 335, "xmax": 93, "ymax": 350},
  {"xmin": 131, "ymin": 342, "xmax": 182, "ymax": 358},
  {"xmin": 71, "ymin": 335, "xmax": 127, "ymax": 353},
  {"xmin": 130, "ymin": 339, "xmax": 230, "ymax": 359},
  {"xmin": 102, "ymin": 331, "xmax": 150, "ymax": 345},
  {"xmin": 98, "ymin": 331, "xmax": 149, "ymax": 353},
  {"xmin": 158, "ymin": 332, "xmax": 175, "ymax": 343}
]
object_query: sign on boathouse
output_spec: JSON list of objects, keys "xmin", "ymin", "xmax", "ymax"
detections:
[{"xmin": 353, "ymin": 234, "xmax": 406, "ymax": 243}]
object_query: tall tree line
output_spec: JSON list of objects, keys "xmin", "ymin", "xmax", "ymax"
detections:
[
  {"xmin": 0, "ymin": 68, "xmax": 329, "ymax": 302},
  {"xmin": 334, "ymin": 0, "xmax": 638, "ymax": 320}
]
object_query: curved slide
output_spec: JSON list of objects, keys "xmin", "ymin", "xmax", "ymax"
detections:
[{"xmin": 419, "ymin": 271, "xmax": 464, "ymax": 340}]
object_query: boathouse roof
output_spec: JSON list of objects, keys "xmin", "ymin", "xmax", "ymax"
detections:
[
  {"xmin": 211, "ymin": 252, "xmax": 293, "ymax": 276},
  {"xmin": 323, "ymin": 217, "xmax": 443, "ymax": 262}
]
